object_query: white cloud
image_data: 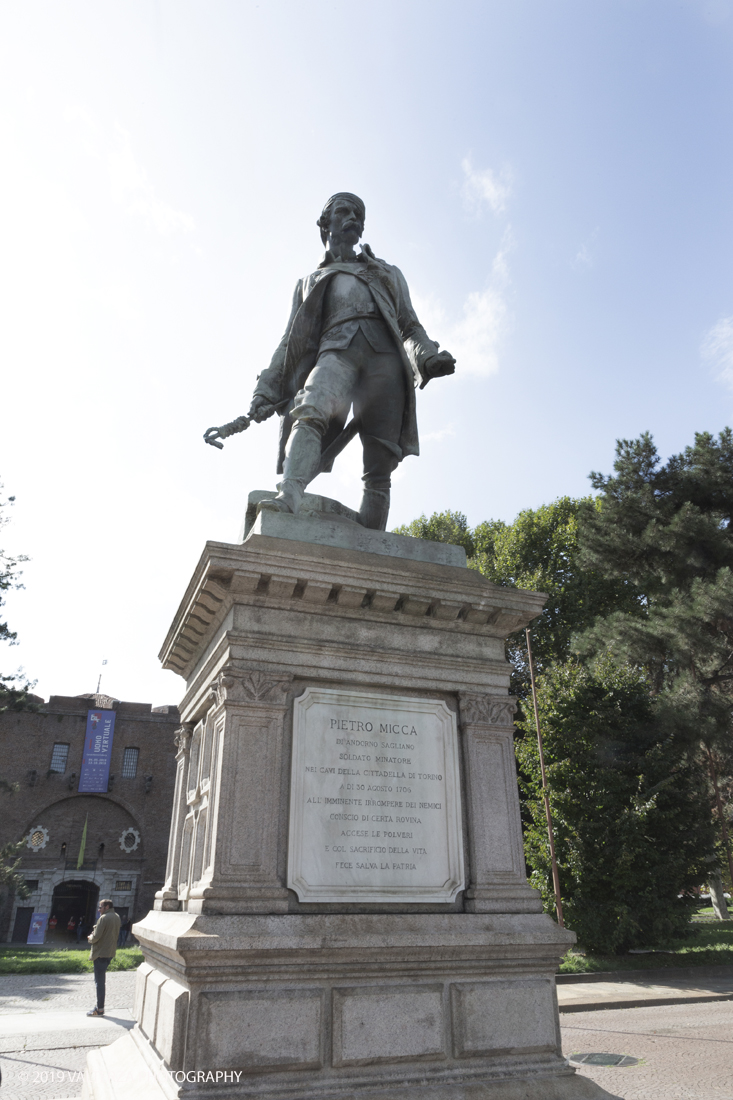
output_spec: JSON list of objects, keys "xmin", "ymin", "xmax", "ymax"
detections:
[
  {"xmin": 573, "ymin": 227, "xmax": 600, "ymax": 269},
  {"xmin": 461, "ymin": 156, "xmax": 512, "ymax": 216},
  {"xmin": 63, "ymin": 109, "xmax": 195, "ymax": 236},
  {"xmin": 413, "ymin": 229, "xmax": 513, "ymax": 379},
  {"xmin": 435, "ymin": 156, "xmax": 515, "ymax": 375},
  {"xmin": 109, "ymin": 125, "xmax": 194, "ymax": 235},
  {"xmin": 421, "ymin": 424, "xmax": 456, "ymax": 444},
  {"xmin": 574, "ymin": 244, "xmax": 592, "ymax": 268},
  {"xmin": 702, "ymin": 315, "xmax": 733, "ymax": 389}
]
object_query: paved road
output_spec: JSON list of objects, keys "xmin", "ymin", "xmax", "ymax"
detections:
[
  {"xmin": 561, "ymin": 1000, "xmax": 733, "ymax": 1098},
  {"xmin": 1, "ymin": 972, "xmax": 732, "ymax": 1099}
]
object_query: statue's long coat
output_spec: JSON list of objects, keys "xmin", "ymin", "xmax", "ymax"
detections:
[{"xmin": 254, "ymin": 245, "xmax": 440, "ymax": 474}]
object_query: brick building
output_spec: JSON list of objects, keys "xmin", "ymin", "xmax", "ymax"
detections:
[{"xmin": 0, "ymin": 691, "xmax": 179, "ymax": 942}]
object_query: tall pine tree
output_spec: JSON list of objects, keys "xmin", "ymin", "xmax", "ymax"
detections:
[{"xmin": 577, "ymin": 430, "xmax": 733, "ymax": 886}]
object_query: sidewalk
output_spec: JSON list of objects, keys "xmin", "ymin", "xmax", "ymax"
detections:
[
  {"xmin": 557, "ymin": 963, "xmax": 733, "ymax": 1012},
  {"xmin": 0, "ymin": 972, "xmax": 136, "ymax": 1100}
]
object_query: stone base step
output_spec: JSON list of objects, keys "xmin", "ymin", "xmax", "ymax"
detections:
[{"xmin": 83, "ymin": 1031, "xmax": 621, "ymax": 1100}]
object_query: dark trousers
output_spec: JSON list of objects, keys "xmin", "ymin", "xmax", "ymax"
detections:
[
  {"xmin": 93, "ymin": 957, "xmax": 111, "ymax": 1010},
  {"xmin": 292, "ymin": 328, "xmax": 406, "ymax": 490}
]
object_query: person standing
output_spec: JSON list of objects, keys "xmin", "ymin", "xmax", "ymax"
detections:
[
  {"xmin": 86, "ymin": 899, "xmax": 120, "ymax": 1017},
  {"xmin": 76, "ymin": 917, "xmax": 84, "ymax": 944},
  {"xmin": 67, "ymin": 916, "xmax": 76, "ymax": 940}
]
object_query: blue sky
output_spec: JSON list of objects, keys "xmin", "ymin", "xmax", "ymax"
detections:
[{"xmin": 2, "ymin": 0, "xmax": 733, "ymax": 704}]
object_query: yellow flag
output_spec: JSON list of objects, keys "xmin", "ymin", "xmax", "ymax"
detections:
[{"xmin": 76, "ymin": 814, "xmax": 88, "ymax": 870}]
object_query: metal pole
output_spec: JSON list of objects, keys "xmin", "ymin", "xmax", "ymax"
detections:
[
  {"xmin": 96, "ymin": 659, "xmax": 107, "ymax": 697},
  {"xmin": 525, "ymin": 628, "xmax": 564, "ymax": 927}
]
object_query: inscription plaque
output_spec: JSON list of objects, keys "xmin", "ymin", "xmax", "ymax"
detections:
[{"xmin": 288, "ymin": 687, "xmax": 464, "ymax": 902}]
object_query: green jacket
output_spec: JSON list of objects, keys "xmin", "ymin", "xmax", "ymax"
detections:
[
  {"xmin": 88, "ymin": 909, "xmax": 121, "ymax": 961},
  {"xmin": 254, "ymin": 245, "xmax": 441, "ymax": 474}
]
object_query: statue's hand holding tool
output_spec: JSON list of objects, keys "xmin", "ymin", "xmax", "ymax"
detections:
[
  {"xmin": 420, "ymin": 349, "xmax": 456, "ymax": 389},
  {"xmin": 248, "ymin": 395, "xmax": 277, "ymax": 422},
  {"xmin": 425, "ymin": 350, "xmax": 456, "ymax": 378}
]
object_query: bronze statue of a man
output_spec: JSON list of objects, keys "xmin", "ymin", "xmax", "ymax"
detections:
[{"xmin": 221, "ymin": 193, "xmax": 456, "ymax": 531}]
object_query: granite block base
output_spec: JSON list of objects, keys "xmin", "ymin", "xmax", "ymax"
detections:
[
  {"xmin": 82, "ymin": 911, "xmax": 618, "ymax": 1100},
  {"xmin": 83, "ymin": 1030, "xmax": 621, "ymax": 1099}
]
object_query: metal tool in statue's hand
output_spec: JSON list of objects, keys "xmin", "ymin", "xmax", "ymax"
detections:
[
  {"xmin": 203, "ymin": 399, "xmax": 286, "ymax": 450},
  {"xmin": 203, "ymin": 415, "xmax": 252, "ymax": 450}
]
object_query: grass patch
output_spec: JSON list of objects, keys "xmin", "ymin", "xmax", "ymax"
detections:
[
  {"xmin": 4, "ymin": 923, "xmax": 730, "ymax": 979},
  {"xmin": 0, "ymin": 946, "xmax": 144, "ymax": 975},
  {"xmin": 558, "ymin": 920, "xmax": 733, "ymax": 973}
]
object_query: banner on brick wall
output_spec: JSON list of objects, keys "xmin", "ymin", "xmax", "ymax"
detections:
[{"xmin": 78, "ymin": 709, "xmax": 116, "ymax": 793}]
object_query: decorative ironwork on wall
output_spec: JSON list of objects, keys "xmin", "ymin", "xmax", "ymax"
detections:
[
  {"xmin": 26, "ymin": 826, "xmax": 49, "ymax": 851},
  {"xmin": 118, "ymin": 827, "xmax": 141, "ymax": 853}
]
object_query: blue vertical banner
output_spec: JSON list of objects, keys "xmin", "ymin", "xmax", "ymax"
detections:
[
  {"xmin": 78, "ymin": 709, "xmax": 116, "ymax": 793},
  {"xmin": 27, "ymin": 913, "xmax": 48, "ymax": 944}
]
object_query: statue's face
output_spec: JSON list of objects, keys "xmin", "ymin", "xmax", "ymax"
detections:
[{"xmin": 325, "ymin": 196, "xmax": 363, "ymax": 246}]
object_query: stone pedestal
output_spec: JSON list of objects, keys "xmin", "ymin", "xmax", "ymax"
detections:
[{"xmin": 83, "ymin": 509, "xmax": 619, "ymax": 1100}]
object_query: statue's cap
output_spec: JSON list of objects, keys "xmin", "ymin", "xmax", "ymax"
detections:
[{"xmin": 317, "ymin": 192, "xmax": 365, "ymax": 244}]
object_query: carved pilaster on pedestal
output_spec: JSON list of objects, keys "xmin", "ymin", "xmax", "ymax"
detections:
[
  {"xmin": 179, "ymin": 666, "xmax": 295, "ymax": 915},
  {"xmin": 173, "ymin": 724, "xmax": 193, "ymax": 754},
  {"xmin": 457, "ymin": 692, "xmax": 541, "ymax": 914},
  {"xmin": 209, "ymin": 668, "xmax": 293, "ymax": 708},
  {"xmin": 155, "ymin": 723, "xmax": 194, "ymax": 911},
  {"xmin": 458, "ymin": 691, "xmax": 517, "ymax": 728}
]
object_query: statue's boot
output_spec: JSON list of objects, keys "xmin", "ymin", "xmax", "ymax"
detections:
[
  {"xmin": 358, "ymin": 488, "xmax": 390, "ymax": 531},
  {"xmin": 259, "ymin": 421, "xmax": 322, "ymax": 516}
]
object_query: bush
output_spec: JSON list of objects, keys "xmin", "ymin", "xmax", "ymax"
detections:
[{"xmin": 515, "ymin": 658, "xmax": 713, "ymax": 954}]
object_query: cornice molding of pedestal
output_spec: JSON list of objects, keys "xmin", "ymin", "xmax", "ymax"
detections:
[{"xmin": 160, "ymin": 539, "xmax": 546, "ymax": 680}]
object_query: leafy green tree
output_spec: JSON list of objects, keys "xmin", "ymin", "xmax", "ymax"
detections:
[
  {"xmin": 397, "ymin": 498, "xmax": 637, "ymax": 696},
  {"xmin": 472, "ymin": 497, "xmax": 640, "ymax": 695},
  {"xmin": 0, "ymin": 779, "xmax": 30, "ymax": 913},
  {"xmin": 0, "ymin": 484, "xmax": 37, "ymax": 713},
  {"xmin": 0, "ymin": 674, "xmax": 37, "ymax": 713},
  {"xmin": 515, "ymin": 659, "xmax": 713, "ymax": 953},
  {"xmin": 393, "ymin": 510, "xmax": 476, "ymax": 557},
  {"xmin": 0, "ymin": 484, "xmax": 37, "ymax": 904},
  {"xmin": 0, "ymin": 841, "xmax": 30, "ymax": 901}
]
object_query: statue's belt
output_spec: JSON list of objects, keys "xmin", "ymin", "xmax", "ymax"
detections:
[{"xmin": 321, "ymin": 304, "xmax": 386, "ymax": 334}]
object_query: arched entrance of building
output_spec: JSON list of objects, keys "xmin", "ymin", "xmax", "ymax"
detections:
[{"xmin": 49, "ymin": 880, "xmax": 99, "ymax": 944}]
